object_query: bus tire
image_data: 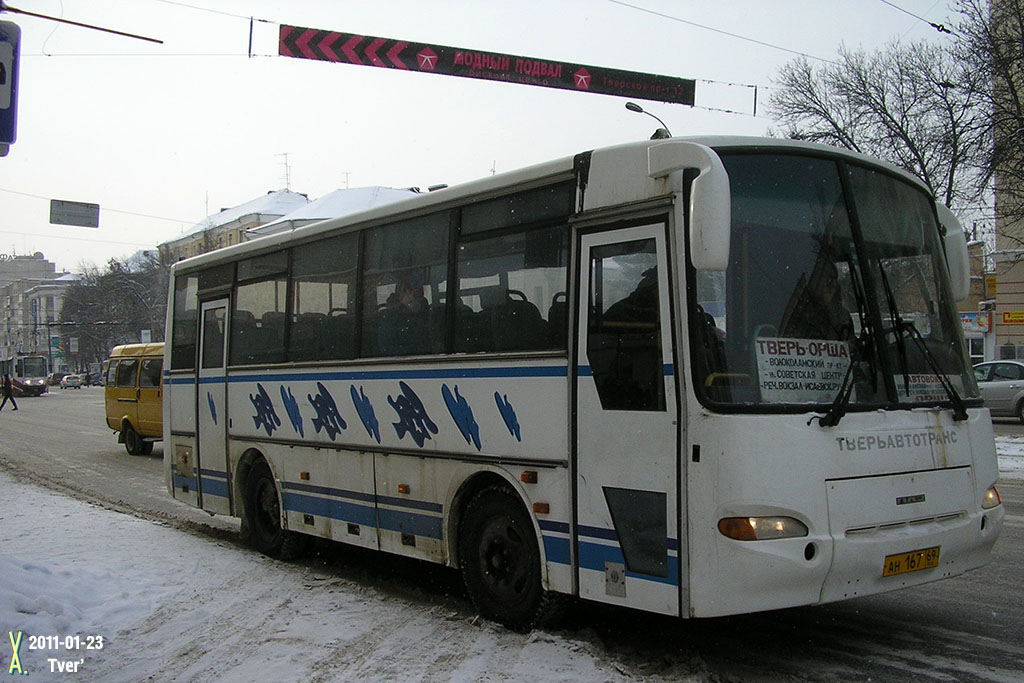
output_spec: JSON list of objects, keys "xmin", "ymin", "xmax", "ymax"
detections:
[
  {"xmin": 458, "ymin": 485, "xmax": 553, "ymax": 631},
  {"xmin": 123, "ymin": 425, "xmax": 145, "ymax": 456},
  {"xmin": 245, "ymin": 461, "xmax": 308, "ymax": 561}
]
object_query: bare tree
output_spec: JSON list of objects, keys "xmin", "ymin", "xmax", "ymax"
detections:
[
  {"xmin": 955, "ymin": 0, "xmax": 1024, "ymax": 247},
  {"xmin": 769, "ymin": 40, "xmax": 990, "ymax": 222},
  {"xmin": 59, "ymin": 253, "xmax": 170, "ymax": 365}
]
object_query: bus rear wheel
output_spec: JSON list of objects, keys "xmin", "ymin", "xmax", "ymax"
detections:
[
  {"xmin": 245, "ymin": 461, "xmax": 307, "ymax": 560},
  {"xmin": 458, "ymin": 485, "xmax": 554, "ymax": 631}
]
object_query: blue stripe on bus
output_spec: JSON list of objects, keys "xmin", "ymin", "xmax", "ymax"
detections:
[
  {"xmin": 283, "ymin": 491, "xmax": 377, "ymax": 528},
  {"xmin": 282, "ymin": 480, "xmax": 375, "ymax": 504},
  {"xmin": 165, "ymin": 364, "xmax": 568, "ymax": 386},
  {"xmin": 281, "ymin": 491, "xmax": 443, "ymax": 539},
  {"xmin": 172, "ymin": 473, "xmax": 197, "ymax": 490},
  {"xmin": 377, "ymin": 507, "xmax": 444, "ymax": 538},
  {"xmin": 199, "ymin": 475, "xmax": 229, "ymax": 498},
  {"xmin": 172, "ymin": 466, "xmax": 228, "ymax": 498},
  {"xmin": 538, "ymin": 519, "xmax": 570, "ymax": 534},
  {"xmin": 542, "ymin": 534, "xmax": 572, "ymax": 565},
  {"xmin": 578, "ymin": 524, "xmax": 679, "ymax": 554},
  {"xmin": 281, "ymin": 481, "xmax": 443, "ymax": 514},
  {"xmin": 377, "ymin": 494, "xmax": 444, "ymax": 514},
  {"xmin": 577, "ymin": 540, "xmax": 679, "ymax": 586}
]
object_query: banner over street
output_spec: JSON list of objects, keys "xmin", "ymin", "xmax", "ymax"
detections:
[{"xmin": 279, "ymin": 25, "xmax": 695, "ymax": 106}]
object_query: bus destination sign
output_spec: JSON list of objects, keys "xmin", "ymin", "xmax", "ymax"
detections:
[{"xmin": 279, "ymin": 25, "xmax": 696, "ymax": 106}]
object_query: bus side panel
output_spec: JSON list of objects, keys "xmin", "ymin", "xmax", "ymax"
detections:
[
  {"xmin": 165, "ymin": 374, "xmax": 199, "ymax": 508},
  {"xmin": 265, "ymin": 443, "xmax": 379, "ymax": 552},
  {"xmin": 375, "ymin": 452, "xmax": 446, "ymax": 562},
  {"xmin": 223, "ymin": 361, "xmax": 569, "ymax": 464}
]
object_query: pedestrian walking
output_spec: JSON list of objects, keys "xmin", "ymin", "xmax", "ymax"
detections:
[{"xmin": 1, "ymin": 373, "xmax": 18, "ymax": 411}]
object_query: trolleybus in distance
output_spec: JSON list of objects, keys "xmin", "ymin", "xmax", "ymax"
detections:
[
  {"xmin": 1, "ymin": 353, "xmax": 49, "ymax": 396},
  {"xmin": 163, "ymin": 136, "xmax": 1003, "ymax": 629}
]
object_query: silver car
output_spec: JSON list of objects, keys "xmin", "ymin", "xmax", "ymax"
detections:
[{"xmin": 974, "ymin": 360, "xmax": 1024, "ymax": 422}]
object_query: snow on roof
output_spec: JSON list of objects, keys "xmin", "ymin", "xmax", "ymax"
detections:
[
  {"xmin": 249, "ymin": 186, "xmax": 417, "ymax": 237},
  {"xmin": 185, "ymin": 189, "xmax": 310, "ymax": 236}
]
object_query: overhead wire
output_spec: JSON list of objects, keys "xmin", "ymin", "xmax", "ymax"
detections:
[
  {"xmin": 605, "ymin": 0, "xmax": 833, "ymax": 63},
  {"xmin": 0, "ymin": 187, "xmax": 193, "ymax": 224},
  {"xmin": 878, "ymin": 0, "xmax": 954, "ymax": 34}
]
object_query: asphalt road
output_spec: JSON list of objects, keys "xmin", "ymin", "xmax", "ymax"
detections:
[{"xmin": 1, "ymin": 388, "xmax": 1021, "ymax": 682}]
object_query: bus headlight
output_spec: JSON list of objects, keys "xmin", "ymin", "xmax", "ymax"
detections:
[
  {"xmin": 982, "ymin": 486, "xmax": 1001, "ymax": 510},
  {"xmin": 718, "ymin": 516, "xmax": 809, "ymax": 541}
]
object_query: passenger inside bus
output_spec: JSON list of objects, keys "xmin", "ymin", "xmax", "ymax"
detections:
[{"xmin": 780, "ymin": 259, "xmax": 854, "ymax": 342}]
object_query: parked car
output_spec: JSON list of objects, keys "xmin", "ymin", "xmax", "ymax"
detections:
[
  {"xmin": 974, "ymin": 360, "xmax": 1024, "ymax": 422},
  {"xmin": 60, "ymin": 373, "xmax": 83, "ymax": 389}
]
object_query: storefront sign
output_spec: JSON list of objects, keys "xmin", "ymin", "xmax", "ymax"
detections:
[
  {"xmin": 961, "ymin": 312, "xmax": 990, "ymax": 333},
  {"xmin": 1002, "ymin": 311, "xmax": 1024, "ymax": 325}
]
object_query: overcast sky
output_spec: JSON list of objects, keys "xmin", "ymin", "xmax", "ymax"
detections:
[{"xmin": 0, "ymin": 0, "xmax": 955, "ymax": 273}]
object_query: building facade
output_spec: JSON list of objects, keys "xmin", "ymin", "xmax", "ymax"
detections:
[
  {"xmin": 158, "ymin": 189, "xmax": 309, "ymax": 263},
  {"xmin": 0, "ymin": 253, "xmax": 71, "ymax": 367}
]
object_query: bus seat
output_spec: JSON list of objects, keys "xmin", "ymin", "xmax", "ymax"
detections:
[
  {"xmin": 291, "ymin": 312, "xmax": 327, "ymax": 361},
  {"xmin": 548, "ymin": 292, "xmax": 567, "ymax": 347},
  {"xmin": 491, "ymin": 289, "xmax": 546, "ymax": 351}
]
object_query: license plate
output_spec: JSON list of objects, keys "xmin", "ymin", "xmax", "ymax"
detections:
[{"xmin": 883, "ymin": 546, "xmax": 940, "ymax": 577}]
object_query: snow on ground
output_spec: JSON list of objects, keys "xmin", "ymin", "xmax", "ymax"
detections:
[
  {"xmin": 1, "ymin": 443, "xmax": 1021, "ymax": 682},
  {"xmin": 996, "ymin": 435, "xmax": 1024, "ymax": 482},
  {"xmin": 0, "ymin": 470, "xmax": 661, "ymax": 682}
]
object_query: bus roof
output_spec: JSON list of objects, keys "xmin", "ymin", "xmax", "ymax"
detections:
[{"xmin": 169, "ymin": 136, "xmax": 931, "ymax": 275}]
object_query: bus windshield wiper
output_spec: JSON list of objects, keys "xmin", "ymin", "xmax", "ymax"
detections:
[
  {"xmin": 878, "ymin": 264, "xmax": 911, "ymax": 395},
  {"xmin": 901, "ymin": 320, "xmax": 969, "ymax": 421},
  {"xmin": 817, "ymin": 264, "xmax": 875, "ymax": 428},
  {"xmin": 817, "ymin": 323, "xmax": 873, "ymax": 427}
]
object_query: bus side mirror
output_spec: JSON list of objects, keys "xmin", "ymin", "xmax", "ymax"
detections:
[
  {"xmin": 936, "ymin": 204, "xmax": 970, "ymax": 302},
  {"xmin": 648, "ymin": 142, "xmax": 731, "ymax": 271}
]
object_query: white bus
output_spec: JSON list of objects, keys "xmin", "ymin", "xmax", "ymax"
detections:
[{"xmin": 164, "ymin": 137, "xmax": 1004, "ymax": 629}]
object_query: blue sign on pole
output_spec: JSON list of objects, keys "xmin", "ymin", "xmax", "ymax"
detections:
[{"xmin": 0, "ymin": 20, "xmax": 21, "ymax": 153}]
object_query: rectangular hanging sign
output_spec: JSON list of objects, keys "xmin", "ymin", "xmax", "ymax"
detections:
[{"xmin": 279, "ymin": 25, "xmax": 695, "ymax": 106}]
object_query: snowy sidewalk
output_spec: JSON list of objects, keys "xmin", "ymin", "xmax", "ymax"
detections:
[
  {"xmin": 0, "ymin": 471, "xmax": 641, "ymax": 682},
  {"xmin": 1, "ymin": 439, "xmax": 1021, "ymax": 682}
]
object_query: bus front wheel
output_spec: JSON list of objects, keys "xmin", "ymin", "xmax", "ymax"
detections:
[
  {"xmin": 244, "ymin": 461, "xmax": 307, "ymax": 560},
  {"xmin": 458, "ymin": 485, "xmax": 555, "ymax": 631}
]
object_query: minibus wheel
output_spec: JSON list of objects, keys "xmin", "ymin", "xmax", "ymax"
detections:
[
  {"xmin": 123, "ymin": 424, "xmax": 145, "ymax": 456},
  {"xmin": 458, "ymin": 484, "xmax": 552, "ymax": 631},
  {"xmin": 244, "ymin": 460, "xmax": 307, "ymax": 560}
]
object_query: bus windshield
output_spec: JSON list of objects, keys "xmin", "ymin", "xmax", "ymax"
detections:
[{"xmin": 693, "ymin": 152, "xmax": 979, "ymax": 411}]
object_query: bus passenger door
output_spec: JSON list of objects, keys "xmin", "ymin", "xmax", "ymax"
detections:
[
  {"xmin": 575, "ymin": 223, "xmax": 681, "ymax": 616},
  {"xmin": 196, "ymin": 299, "xmax": 231, "ymax": 515}
]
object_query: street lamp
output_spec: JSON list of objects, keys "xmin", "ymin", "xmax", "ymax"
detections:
[{"xmin": 625, "ymin": 101, "xmax": 672, "ymax": 139}]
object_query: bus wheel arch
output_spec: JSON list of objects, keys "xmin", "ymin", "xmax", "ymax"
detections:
[
  {"xmin": 238, "ymin": 450, "xmax": 308, "ymax": 561},
  {"xmin": 454, "ymin": 475, "xmax": 558, "ymax": 631}
]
